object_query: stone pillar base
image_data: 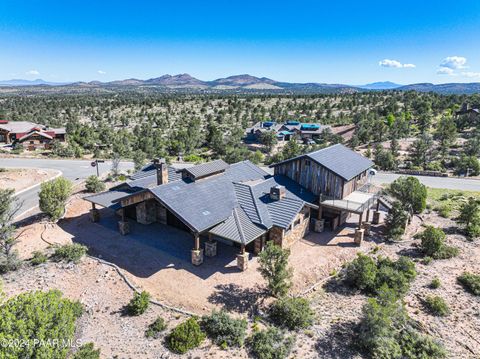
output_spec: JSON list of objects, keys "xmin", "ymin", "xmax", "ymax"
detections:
[
  {"xmin": 237, "ymin": 252, "xmax": 249, "ymax": 271},
  {"xmin": 89, "ymin": 208, "xmax": 100, "ymax": 222},
  {"xmin": 372, "ymin": 211, "xmax": 381, "ymax": 225},
  {"xmin": 361, "ymin": 222, "xmax": 371, "ymax": 236},
  {"xmin": 191, "ymin": 249, "xmax": 204, "ymax": 266},
  {"xmin": 118, "ymin": 221, "xmax": 130, "ymax": 235},
  {"xmin": 332, "ymin": 216, "xmax": 339, "ymax": 231},
  {"xmin": 354, "ymin": 228, "xmax": 365, "ymax": 245},
  {"xmin": 312, "ymin": 218, "xmax": 325, "ymax": 233},
  {"xmin": 205, "ymin": 241, "xmax": 217, "ymax": 257}
]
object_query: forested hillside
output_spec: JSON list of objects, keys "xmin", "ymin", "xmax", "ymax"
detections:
[{"xmin": 1, "ymin": 90, "xmax": 479, "ymax": 174}]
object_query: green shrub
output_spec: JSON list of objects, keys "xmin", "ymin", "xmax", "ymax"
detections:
[
  {"xmin": 72, "ymin": 342, "xmax": 101, "ymax": 359},
  {"xmin": 126, "ymin": 291, "xmax": 150, "ymax": 316},
  {"xmin": 167, "ymin": 317, "xmax": 206, "ymax": 354},
  {"xmin": 201, "ymin": 310, "xmax": 247, "ymax": 348},
  {"xmin": 248, "ymin": 327, "xmax": 294, "ymax": 359},
  {"xmin": 85, "ymin": 175, "xmax": 106, "ymax": 193},
  {"xmin": 53, "ymin": 243, "xmax": 87, "ymax": 263},
  {"xmin": 258, "ymin": 242, "xmax": 293, "ymax": 297},
  {"xmin": 418, "ymin": 226, "xmax": 459, "ymax": 259},
  {"xmin": 435, "ymin": 202, "xmax": 453, "ymax": 218},
  {"xmin": 388, "ymin": 176, "xmax": 427, "ymax": 214},
  {"xmin": 424, "ymin": 296, "xmax": 450, "ymax": 316},
  {"xmin": 39, "ymin": 177, "xmax": 73, "ymax": 221},
  {"xmin": 359, "ymin": 287, "xmax": 446, "ymax": 359},
  {"xmin": 344, "ymin": 253, "xmax": 377, "ymax": 291},
  {"xmin": 145, "ymin": 317, "xmax": 167, "ymax": 338},
  {"xmin": 385, "ymin": 201, "xmax": 408, "ymax": 240},
  {"xmin": 269, "ymin": 297, "xmax": 314, "ymax": 330},
  {"xmin": 0, "ymin": 290, "xmax": 83, "ymax": 358},
  {"xmin": 457, "ymin": 272, "xmax": 480, "ymax": 296},
  {"xmin": 421, "ymin": 256, "xmax": 433, "ymax": 265},
  {"xmin": 430, "ymin": 277, "xmax": 441, "ymax": 289},
  {"xmin": 30, "ymin": 250, "xmax": 48, "ymax": 265},
  {"xmin": 344, "ymin": 254, "xmax": 416, "ymax": 297}
]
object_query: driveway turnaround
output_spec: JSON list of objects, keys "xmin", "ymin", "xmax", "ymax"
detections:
[{"xmin": 0, "ymin": 158, "xmax": 133, "ymax": 219}]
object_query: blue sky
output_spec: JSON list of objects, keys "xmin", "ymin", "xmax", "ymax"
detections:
[{"xmin": 1, "ymin": 0, "xmax": 480, "ymax": 84}]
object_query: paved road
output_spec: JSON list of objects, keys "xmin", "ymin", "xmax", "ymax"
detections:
[
  {"xmin": 0, "ymin": 158, "xmax": 133, "ymax": 219},
  {"xmin": 372, "ymin": 172, "xmax": 480, "ymax": 191}
]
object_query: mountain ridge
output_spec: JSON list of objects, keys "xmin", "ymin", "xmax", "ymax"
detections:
[{"xmin": 0, "ymin": 74, "xmax": 479, "ymax": 94}]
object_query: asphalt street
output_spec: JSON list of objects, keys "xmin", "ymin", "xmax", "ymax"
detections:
[
  {"xmin": 2, "ymin": 158, "xmax": 479, "ymax": 220},
  {"xmin": 0, "ymin": 158, "xmax": 133, "ymax": 219}
]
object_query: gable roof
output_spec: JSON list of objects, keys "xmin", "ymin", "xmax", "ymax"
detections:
[
  {"xmin": 149, "ymin": 161, "xmax": 270, "ymax": 233},
  {"xmin": 184, "ymin": 159, "xmax": 229, "ymax": 180},
  {"xmin": 209, "ymin": 206, "xmax": 266, "ymax": 245},
  {"xmin": 270, "ymin": 144, "xmax": 373, "ymax": 181}
]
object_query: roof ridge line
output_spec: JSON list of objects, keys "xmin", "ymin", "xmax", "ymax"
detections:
[
  {"xmin": 248, "ymin": 185, "xmax": 266, "ymax": 225},
  {"xmin": 232, "ymin": 207, "xmax": 246, "ymax": 244}
]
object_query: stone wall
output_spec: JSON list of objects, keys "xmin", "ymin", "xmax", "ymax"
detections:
[
  {"xmin": 268, "ymin": 206, "xmax": 310, "ymax": 248},
  {"xmin": 136, "ymin": 199, "xmax": 157, "ymax": 225},
  {"xmin": 155, "ymin": 202, "xmax": 167, "ymax": 224}
]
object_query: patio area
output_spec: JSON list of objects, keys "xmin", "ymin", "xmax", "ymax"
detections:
[{"xmin": 59, "ymin": 203, "xmax": 384, "ymax": 313}]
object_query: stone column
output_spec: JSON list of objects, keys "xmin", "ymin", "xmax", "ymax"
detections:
[
  {"xmin": 118, "ymin": 208, "xmax": 130, "ymax": 235},
  {"xmin": 354, "ymin": 228, "xmax": 364, "ymax": 245},
  {"xmin": 372, "ymin": 211, "xmax": 381, "ymax": 224},
  {"xmin": 205, "ymin": 234, "xmax": 217, "ymax": 257},
  {"xmin": 191, "ymin": 233, "xmax": 204, "ymax": 265},
  {"xmin": 136, "ymin": 200, "xmax": 156, "ymax": 225},
  {"xmin": 89, "ymin": 203, "xmax": 100, "ymax": 222},
  {"xmin": 312, "ymin": 218, "xmax": 325, "ymax": 233},
  {"xmin": 237, "ymin": 244, "xmax": 249, "ymax": 271},
  {"xmin": 362, "ymin": 222, "xmax": 371, "ymax": 236}
]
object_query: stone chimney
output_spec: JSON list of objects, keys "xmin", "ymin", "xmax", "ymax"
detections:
[
  {"xmin": 153, "ymin": 158, "xmax": 168, "ymax": 185},
  {"xmin": 270, "ymin": 185, "xmax": 286, "ymax": 201}
]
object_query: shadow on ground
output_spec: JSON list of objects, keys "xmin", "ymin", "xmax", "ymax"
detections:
[
  {"xmin": 58, "ymin": 207, "xmax": 242, "ymax": 280},
  {"xmin": 316, "ymin": 320, "xmax": 365, "ymax": 359},
  {"xmin": 207, "ymin": 283, "xmax": 267, "ymax": 315}
]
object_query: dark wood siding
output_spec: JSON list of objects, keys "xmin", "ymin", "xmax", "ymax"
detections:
[{"xmin": 274, "ymin": 157, "xmax": 368, "ymax": 199}]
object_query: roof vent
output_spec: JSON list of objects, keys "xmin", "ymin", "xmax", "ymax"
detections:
[{"xmin": 270, "ymin": 185, "xmax": 286, "ymax": 201}]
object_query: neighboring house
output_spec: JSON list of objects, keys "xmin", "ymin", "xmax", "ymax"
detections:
[
  {"xmin": 455, "ymin": 103, "xmax": 479, "ymax": 121},
  {"xmin": 85, "ymin": 144, "xmax": 378, "ymax": 271},
  {"xmin": 246, "ymin": 121, "xmax": 330, "ymax": 143},
  {"xmin": 0, "ymin": 120, "xmax": 66, "ymax": 150}
]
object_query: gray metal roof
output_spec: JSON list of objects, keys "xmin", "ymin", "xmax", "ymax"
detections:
[
  {"xmin": 184, "ymin": 159, "xmax": 229, "ymax": 180},
  {"xmin": 149, "ymin": 161, "xmax": 269, "ymax": 233},
  {"xmin": 84, "ymin": 188, "xmax": 135, "ymax": 209},
  {"xmin": 271, "ymin": 144, "xmax": 373, "ymax": 181},
  {"xmin": 209, "ymin": 206, "xmax": 266, "ymax": 245},
  {"xmin": 233, "ymin": 183, "xmax": 272, "ymax": 228},
  {"xmin": 130, "ymin": 164, "xmax": 182, "ymax": 183}
]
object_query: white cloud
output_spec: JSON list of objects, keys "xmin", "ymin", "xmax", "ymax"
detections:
[
  {"xmin": 379, "ymin": 59, "xmax": 415, "ymax": 68},
  {"xmin": 25, "ymin": 69, "xmax": 40, "ymax": 76},
  {"xmin": 440, "ymin": 56, "xmax": 467, "ymax": 69},
  {"xmin": 462, "ymin": 71, "xmax": 480, "ymax": 78},
  {"xmin": 97, "ymin": 70, "xmax": 106, "ymax": 75},
  {"xmin": 437, "ymin": 67, "xmax": 454, "ymax": 75}
]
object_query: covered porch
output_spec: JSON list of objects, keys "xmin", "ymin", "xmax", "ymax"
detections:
[
  {"xmin": 313, "ymin": 189, "xmax": 383, "ymax": 245},
  {"xmin": 84, "ymin": 190, "xmax": 260, "ymax": 271}
]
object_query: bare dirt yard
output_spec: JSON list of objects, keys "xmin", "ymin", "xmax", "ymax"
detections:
[
  {"xmin": 2, "ymin": 191, "xmax": 480, "ymax": 358},
  {"xmin": 0, "ymin": 167, "xmax": 59, "ymax": 193}
]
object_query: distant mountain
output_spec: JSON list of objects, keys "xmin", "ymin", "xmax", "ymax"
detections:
[
  {"xmin": 0, "ymin": 78, "xmax": 70, "ymax": 86},
  {"xmin": 397, "ymin": 82, "xmax": 480, "ymax": 94},
  {"xmin": 1, "ymin": 74, "xmax": 479, "ymax": 94},
  {"xmin": 359, "ymin": 81, "xmax": 402, "ymax": 90},
  {"xmin": 143, "ymin": 74, "xmax": 207, "ymax": 87}
]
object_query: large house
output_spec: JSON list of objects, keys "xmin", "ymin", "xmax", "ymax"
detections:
[
  {"xmin": 246, "ymin": 121, "xmax": 330, "ymax": 142},
  {"xmin": 85, "ymin": 144, "xmax": 379, "ymax": 270},
  {"xmin": 0, "ymin": 120, "xmax": 66, "ymax": 150}
]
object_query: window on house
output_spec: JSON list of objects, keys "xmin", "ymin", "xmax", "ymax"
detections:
[
  {"xmin": 294, "ymin": 218, "xmax": 301, "ymax": 227},
  {"xmin": 305, "ymin": 160, "xmax": 311, "ymax": 166}
]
